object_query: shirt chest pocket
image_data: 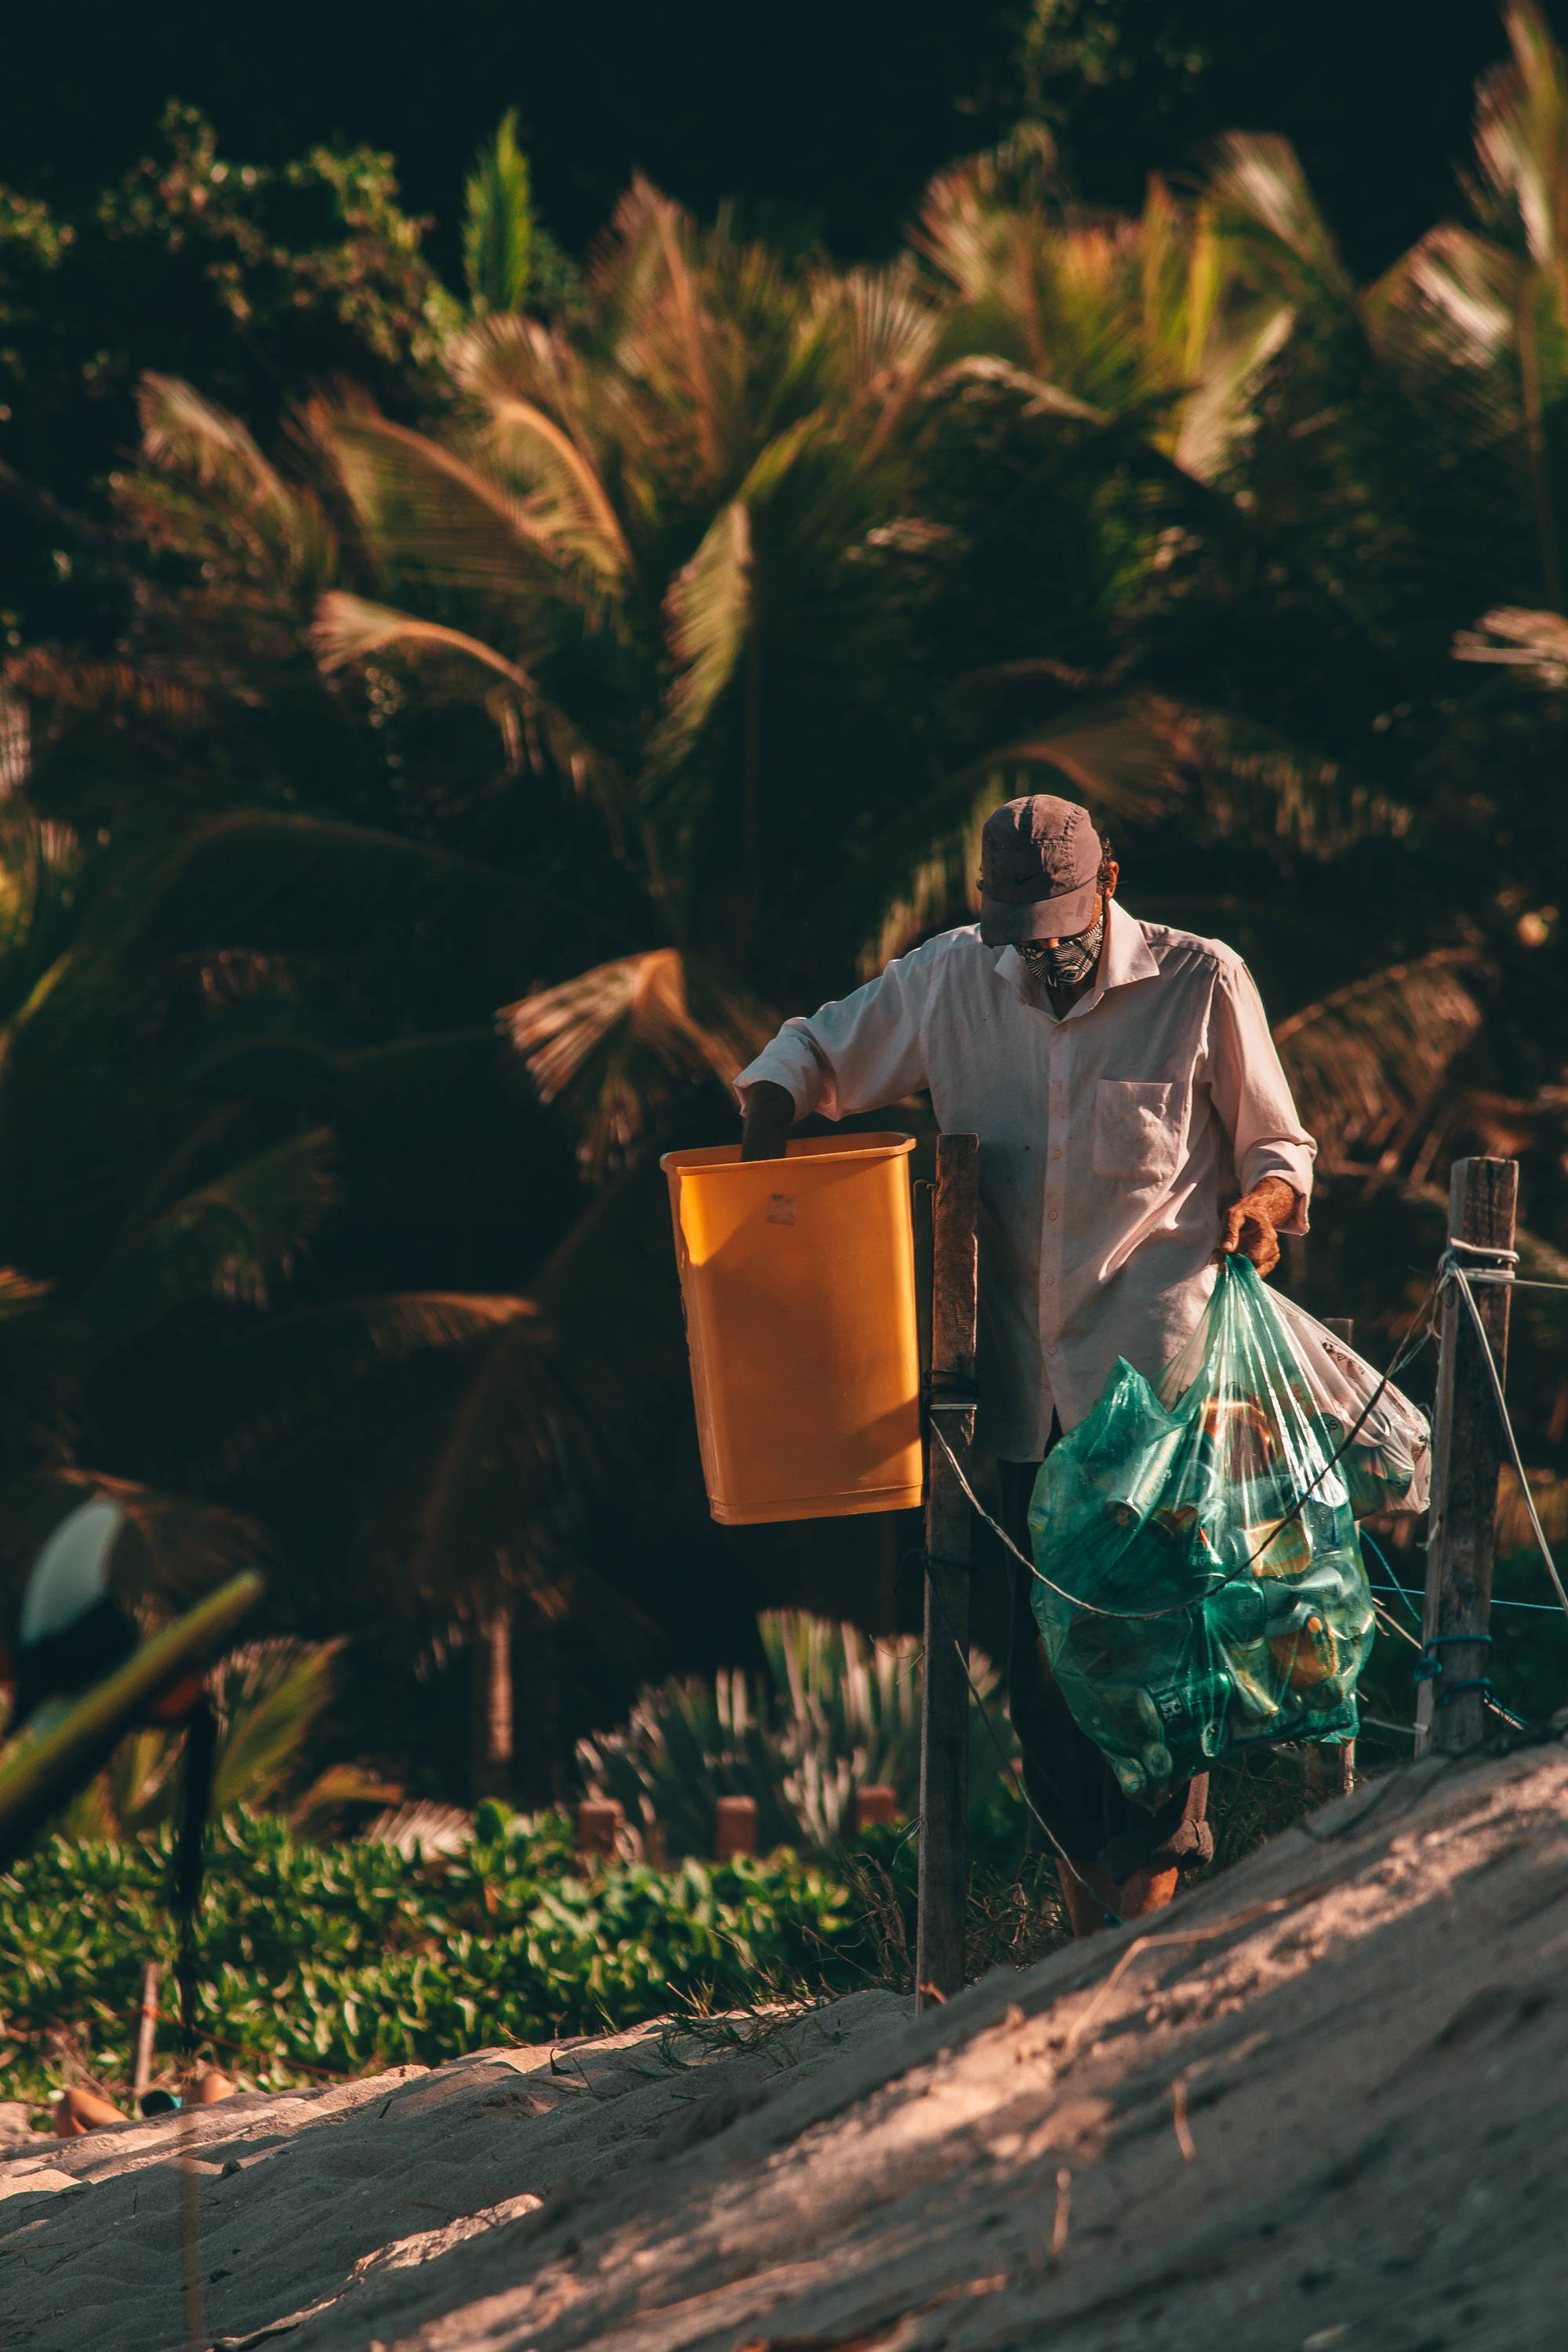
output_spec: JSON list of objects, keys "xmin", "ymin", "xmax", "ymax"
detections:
[{"xmin": 1092, "ymin": 1080, "xmax": 1185, "ymax": 1184}]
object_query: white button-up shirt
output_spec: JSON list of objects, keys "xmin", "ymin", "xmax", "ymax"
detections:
[{"xmin": 734, "ymin": 902, "xmax": 1316, "ymax": 1459}]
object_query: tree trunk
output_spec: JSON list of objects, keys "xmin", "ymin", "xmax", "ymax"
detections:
[{"xmin": 470, "ymin": 1598, "xmax": 514, "ymax": 1803}]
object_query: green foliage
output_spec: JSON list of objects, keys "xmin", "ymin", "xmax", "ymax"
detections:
[
  {"xmin": 54, "ymin": 1638, "xmax": 395, "ymax": 1842},
  {"xmin": 0, "ymin": 1809, "xmax": 877, "ymax": 2109},
  {"xmin": 576, "ymin": 1610, "xmax": 1021, "ymax": 1857},
  {"xmin": 3, "ymin": 21, "xmax": 1568, "ymax": 1807},
  {"xmin": 464, "ymin": 112, "xmax": 534, "ymax": 316}
]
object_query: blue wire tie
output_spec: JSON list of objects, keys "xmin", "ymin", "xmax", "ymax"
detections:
[
  {"xmin": 1437, "ymin": 1678, "xmax": 1494, "ymax": 1705},
  {"xmin": 1413, "ymin": 1633, "xmax": 1491, "ymax": 1685}
]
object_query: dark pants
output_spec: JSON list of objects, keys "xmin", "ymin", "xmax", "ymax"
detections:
[{"xmin": 999, "ymin": 1454, "xmax": 1213, "ymax": 1884}]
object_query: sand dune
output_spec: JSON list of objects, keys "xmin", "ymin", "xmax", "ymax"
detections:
[{"xmin": 5, "ymin": 1734, "xmax": 1567, "ymax": 2350}]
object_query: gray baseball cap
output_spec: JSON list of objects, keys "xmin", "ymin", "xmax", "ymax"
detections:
[{"xmin": 978, "ymin": 794, "xmax": 1102, "ymax": 946}]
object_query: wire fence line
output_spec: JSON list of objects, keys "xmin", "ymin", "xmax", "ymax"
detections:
[{"xmin": 924, "ymin": 1234, "xmax": 1568, "ymax": 1790}]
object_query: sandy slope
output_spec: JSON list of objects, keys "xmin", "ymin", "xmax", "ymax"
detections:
[{"xmin": 6, "ymin": 1736, "xmax": 1568, "ymax": 2352}]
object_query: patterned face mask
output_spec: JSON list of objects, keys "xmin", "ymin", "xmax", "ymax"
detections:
[{"xmin": 1017, "ymin": 907, "xmax": 1105, "ymax": 989}]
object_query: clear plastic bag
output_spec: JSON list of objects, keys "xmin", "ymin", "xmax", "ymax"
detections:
[{"xmin": 1027, "ymin": 1257, "xmax": 1421, "ymax": 1806}]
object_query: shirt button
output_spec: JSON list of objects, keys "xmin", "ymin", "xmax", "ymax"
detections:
[
  {"xmin": 1047, "ymin": 1210, "xmax": 1059, "ymax": 1221},
  {"xmin": 1043, "ymin": 1275, "xmax": 1055, "ymax": 1287},
  {"xmin": 1051, "ymin": 1147, "xmax": 1062, "ymax": 1160},
  {"xmin": 1046, "ymin": 1345, "xmax": 1058, "ymax": 1357}
]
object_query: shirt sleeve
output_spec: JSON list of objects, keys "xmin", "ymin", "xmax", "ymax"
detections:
[
  {"xmin": 734, "ymin": 942, "xmax": 937, "ymax": 1120},
  {"xmin": 1207, "ymin": 957, "xmax": 1316, "ymax": 1232}
]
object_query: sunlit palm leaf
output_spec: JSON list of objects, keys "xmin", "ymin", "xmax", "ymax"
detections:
[
  {"xmin": 501, "ymin": 948, "xmax": 774, "ymax": 1168},
  {"xmin": 1273, "ymin": 953, "xmax": 1486, "ymax": 1169},
  {"xmin": 647, "ymin": 501, "xmax": 751, "ymax": 778},
  {"xmin": 1472, "ymin": 2, "xmax": 1568, "ymax": 265},
  {"xmin": 1454, "ymin": 604, "xmax": 1568, "ymax": 679},
  {"xmin": 452, "ymin": 313, "xmax": 635, "ymax": 579},
  {"xmin": 1204, "ymin": 133, "xmax": 1356, "ymax": 315},
  {"xmin": 137, "ymin": 374, "xmax": 298, "ymax": 524},
  {"xmin": 328, "ymin": 416, "xmax": 572, "ymax": 595},
  {"xmin": 133, "ymin": 374, "xmax": 338, "ymax": 594},
  {"xmin": 312, "ymin": 588, "xmax": 535, "ymax": 691}
]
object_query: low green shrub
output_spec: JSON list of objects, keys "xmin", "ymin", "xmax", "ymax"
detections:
[{"xmin": 0, "ymin": 1802, "xmax": 894, "ymax": 2113}]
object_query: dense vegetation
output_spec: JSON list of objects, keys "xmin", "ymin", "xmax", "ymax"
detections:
[
  {"xmin": 0, "ymin": 1808, "xmax": 880, "ymax": 2110},
  {"xmin": 2, "ymin": 2, "xmax": 1568, "ymax": 1809}
]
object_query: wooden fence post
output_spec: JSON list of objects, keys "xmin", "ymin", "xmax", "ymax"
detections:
[
  {"xmin": 575, "ymin": 1798, "xmax": 624, "ymax": 1857},
  {"xmin": 131, "ymin": 1961, "xmax": 160, "ymax": 2107},
  {"xmin": 853, "ymin": 1784, "xmax": 898, "ymax": 1830},
  {"xmin": 713, "ymin": 1795, "xmax": 758, "ymax": 1860},
  {"xmin": 1415, "ymin": 1157, "xmax": 1518, "ymax": 1758},
  {"xmin": 916, "ymin": 1133, "xmax": 978, "ymax": 2011}
]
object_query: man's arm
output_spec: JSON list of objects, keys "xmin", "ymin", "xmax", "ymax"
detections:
[
  {"xmin": 1219, "ymin": 1175, "xmax": 1300, "ymax": 1278},
  {"xmin": 732, "ymin": 945, "xmax": 937, "ymax": 1156},
  {"xmin": 1206, "ymin": 959, "xmax": 1316, "ymax": 1279},
  {"xmin": 739, "ymin": 1079, "xmax": 796, "ymax": 1160}
]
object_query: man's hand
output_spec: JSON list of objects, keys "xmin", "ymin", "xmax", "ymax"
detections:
[
  {"xmin": 1218, "ymin": 1177, "xmax": 1299, "ymax": 1278},
  {"xmin": 739, "ymin": 1080, "xmax": 795, "ymax": 1161}
]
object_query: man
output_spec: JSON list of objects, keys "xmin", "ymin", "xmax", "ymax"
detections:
[{"xmin": 735, "ymin": 793, "xmax": 1314, "ymax": 1937}]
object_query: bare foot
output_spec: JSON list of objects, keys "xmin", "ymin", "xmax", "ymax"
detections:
[{"xmin": 53, "ymin": 2086, "xmax": 127, "ymax": 2137}]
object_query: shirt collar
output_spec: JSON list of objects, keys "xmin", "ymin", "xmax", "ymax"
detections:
[{"xmin": 993, "ymin": 900, "xmax": 1160, "ymax": 1018}]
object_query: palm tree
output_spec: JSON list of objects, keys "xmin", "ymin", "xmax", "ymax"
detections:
[
  {"xmin": 12, "ymin": 78, "xmax": 1568, "ymax": 1788},
  {"xmin": 0, "ymin": 802, "xmax": 538, "ymax": 1644}
]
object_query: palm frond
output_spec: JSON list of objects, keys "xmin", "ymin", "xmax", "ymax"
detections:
[
  {"xmin": 328, "ymin": 416, "xmax": 572, "ymax": 595},
  {"xmin": 1204, "ymin": 132, "xmax": 1356, "ymax": 315},
  {"xmin": 648, "ymin": 501, "xmax": 751, "ymax": 777},
  {"xmin": 1453, "ymin": 603, "xmax": 1568, "ymax": 680},
  {"xmin": 73, "ymin": 807, "xmax": 563, "ymax": 972},
  {"xmin": 1171, "ymin": 706, "xmax": 1413, "ymax": 856},
  {"xmin": 178, "ymin": 1291, "xmax": 540, "ymax": 1483},
  {"xmin": 75, "ymin": 1127, "xmax": 336, "ymax": 1359},
  {"xmin": 136, "ymin": 374, "xmax": 298, "ymax": 522},
  {"xmin": 1273, "ymin": 952, "xmax": 1486, "ymax": 1170},
  {"xmin": 388, "ymin": 1163, "xmax": 683, "ymax": 1615},
  {"xmin": 311, "ymin": 588, "xmax": 535, "ymax": 691},
  {"xmin": 209, "ymin": 1637, "xmax": 343, "ymax": 1813},
  {"xmin": 452, "ymin": 314, "xmax": 634, "ymax": 578},
  {"xmin": 837, "ymin": 703, "xmax": 1174, "ymax": 974},
  {"xmin": 500, "ymin": 948, "xmax": 774, "ymax": 1169},
  {"xmin": 0, "ymin": 1470, "xmax": 262, "ymax": 1621},
  {"xmin": 1370, "ymin": 225, "xmax": 1526, "ymax": 372},
  {"xmin": 463, "ymin": 108, "xmax": 533, "ymax": 315},
  {"xmin": 1472, "ymin": 1, "xmax": 1568, "ymax": 265}
]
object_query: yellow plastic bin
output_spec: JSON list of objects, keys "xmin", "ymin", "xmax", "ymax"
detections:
[{"xmin": 661, "ymin": 1132, "xmax": 924, "ymax": 1526}]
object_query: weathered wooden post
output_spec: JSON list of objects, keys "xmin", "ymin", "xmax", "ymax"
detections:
[
  {"xmin": 853, "ymin": 1784, "xmax": 898, "ymax": 1829},
  {"xmin": 1414, "ymin": 1156, "xmax": 1519, "ymax": 1758},
  {"xmin": 575, "ymin": 1797, "xmax": 624, "ymax": 1857},
  {"xmin": 713, "ymin": 1795, "xmax": 759, "ymax": 1860},
  {"xmin": 130, "ymin": 1961, "xmax": 160, "ymax": 2107},
  {"xmin": 916, "ymin": 1133, "xmax": 978, "ymax": 2010}
]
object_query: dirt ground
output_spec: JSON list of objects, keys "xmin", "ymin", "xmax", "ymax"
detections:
[{"xmin": 5, "ymin": 1733, "xmax": 1568, "ymax": 2351}]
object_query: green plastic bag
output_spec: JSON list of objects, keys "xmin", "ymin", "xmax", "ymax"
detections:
[{"xmin": 1028, "ymin": 1256, "xmax": 1379, "ymax": 1804}]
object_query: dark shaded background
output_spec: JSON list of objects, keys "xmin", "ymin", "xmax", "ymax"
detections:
[{"xmin": 5, "ymin": 1, "xmax": 1557, "ymax": 270}]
